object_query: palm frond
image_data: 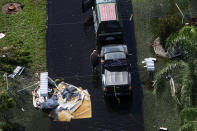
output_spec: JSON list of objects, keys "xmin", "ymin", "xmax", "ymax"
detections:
[
  {"xmin": 166, "ymin": 26, "xmax": 197, "ymax": 60},
  {"xmin": 153, "ymin": 61, "xmax": 188, "ymax": 95},
  {"xmin": 181, "ymin": 79, "xmax": 193, "ymax": 107},
  {"xmin": 179, "ymin": 62, "xmax": 193, "ymax": 107}
]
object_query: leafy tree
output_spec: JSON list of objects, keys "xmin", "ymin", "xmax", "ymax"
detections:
[
  {"xmin": 153, "ymin": 61, "xmax": 193, "ymax": 107},
  {"xmin": 153, "ymin": 26, "xmax": 197, "ymax": 107}
]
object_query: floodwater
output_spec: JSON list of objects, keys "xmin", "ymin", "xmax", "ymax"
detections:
[{"xmin": 46, "ymin": 0, "xmax": 144, "ymax": 130}]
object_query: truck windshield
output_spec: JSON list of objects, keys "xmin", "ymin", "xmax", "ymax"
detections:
[
  {"xmin": 98, "ymin": 21, "xmax": 121, "ymax": 34},
  {"xmin": 104, "ymin": 59, "xmax": 128, "ymax": 71}
]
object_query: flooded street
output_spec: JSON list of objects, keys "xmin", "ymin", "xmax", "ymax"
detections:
[{"xmin": 46, "ymin": 0, "xmax": 144, "ymax": 130}]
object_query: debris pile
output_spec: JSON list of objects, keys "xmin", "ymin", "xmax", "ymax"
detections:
[
  {"xmin": 32, "ymin": 72, "xmax": 91, "ymax": 122},
  {"xmin": 8, "ymin": 66, "xmax": 24, "ymax": 78}
]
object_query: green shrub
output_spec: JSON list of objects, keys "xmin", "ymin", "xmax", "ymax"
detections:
[
  {"xmin": 0, "ymin": 91, "xmax": 16, "ymax": 112},
  {"xmin": 180, "ymin": 108, "xmax": 197, "ymax": 123},
  {"xmin": 0, "ymin": 44, "xmax": 31, "ymax": 73},
  {"xmin": 178, "ymin": 123, "xmax": 194, "ymax": 131}
]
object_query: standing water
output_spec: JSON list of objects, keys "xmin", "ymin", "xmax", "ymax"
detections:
[{"xmin": 46, "ymin": 0, "xmax": 144, "ymax": 130}]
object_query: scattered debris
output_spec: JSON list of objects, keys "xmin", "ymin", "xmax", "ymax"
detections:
[
  {"xmin": 152, "ymin": 37, "xmax": 169, "ymax": 59},
  {"xmin": 17, "ymin": 82, "xmax": 39, "ymax": 93},
  {"xmin": 129, "ymin": 13, "xmax": 133, "ymax": 21},
  {"xmin": 175, "ymin": 3, "xmax": 184, "ymax": 24},
  {"xmin": 0, "ymin": 55, "xmax": 6, "ymax": 58},
  {"xmin": 169, "ymin": 77, "xmax": 176, "ymax": 97},
  {"xmin": 3, "ymin": 73, "xmax": 9, "ymax": 90},
  {"xmin": 8, "ymin": 66, "xmax": 24, "ymax": 78},
  {"xmin": 21, "ymin": 108, "xmax": 25, "ymax": 112},
  {"xmin": 152, "ymin": 37, "xmax": 181, "ymax": 59},
  {"xmin": 48, "ymin": 77, "xmax": 58, "ymax": 88},
  {"xmin": 168, "ymin": 76, "xmax": 182, "ymax": 105},
  {"xmin": 32, "ymin": 72, "xmax": 92, "ymax": 122},
  {"xmin": 34, "ymin": 73, "xmax": 39, "ymax": 78},
  {"xmin": 160, "ymin": 127, "xmax": 168, "ymax": 131},
  {"xmin": 0, "ymin": 33, "xmax": 5, "ymax": 39},
  {"xmin": 142, "ymin": 58, "xmax": 156, "ymax": 71},
  {"xmin": 2, "ymin": 3, "xmax": 23, "ymax": 14}
]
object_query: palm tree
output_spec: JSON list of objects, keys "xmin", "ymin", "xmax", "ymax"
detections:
[
  {"xmin": 153, "ymin": 60, "xmax": 193, "ymax": 107},
  {"xmin": 153, "ymin": 26, "xmax": 197, "ymax": 107}
]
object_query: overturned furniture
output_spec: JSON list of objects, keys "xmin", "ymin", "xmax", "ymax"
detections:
[{"xmin": 32, "ymin": 72, "xmax": 92, "ymax": 122}]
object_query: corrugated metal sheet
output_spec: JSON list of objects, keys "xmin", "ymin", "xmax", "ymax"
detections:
[
  {"xmin": 99, "ymin": 3, "xmax": 117, "ymax": 21},
  {"xmin": 40, "ymin": 72, "xmax": 48, "ymax": 97}
]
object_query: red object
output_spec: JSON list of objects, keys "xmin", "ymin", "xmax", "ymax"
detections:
[
  {"xmin": 129, "ymin": 86, "xmax": 132, "ymax": 90},
  {"xmin": 104, "ymin": 87, "xmax": 107, "ymax": 92},
  {"xmin": 99, "ymin": 3, "xmax": 117, "ymax": 21}
]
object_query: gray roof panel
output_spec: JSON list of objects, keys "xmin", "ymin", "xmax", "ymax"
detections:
[
  {"xmin": 105, "ymin": 52, "xmax": 126, "ymax": 60},
  {"xmin": 104, "ymin": 70, "xmax": 129, "ymax": 86}
]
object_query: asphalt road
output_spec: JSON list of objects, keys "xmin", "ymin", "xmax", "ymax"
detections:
[{"xmin": 46, "ymin": 0, "xmax": 144, "ymax": 130}]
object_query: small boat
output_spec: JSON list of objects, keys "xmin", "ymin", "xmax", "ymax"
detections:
[{"xmin": 32, "ymin": 72, "xmax": 92, "ymax": 122}]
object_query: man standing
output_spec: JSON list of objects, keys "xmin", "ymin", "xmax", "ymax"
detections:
[{"xmin": 90, "ymin": 50, "xmax": 99, "ymax": 72}]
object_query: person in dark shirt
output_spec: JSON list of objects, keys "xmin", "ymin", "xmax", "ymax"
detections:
[{"xmin": 90, "ymin": 50, "xmax": 99, "ymax": 72}]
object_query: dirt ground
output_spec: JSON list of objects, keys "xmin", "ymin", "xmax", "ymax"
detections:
[{"xmin": 2, "ymin": 3, "xmax": 23, "ymax": 14}]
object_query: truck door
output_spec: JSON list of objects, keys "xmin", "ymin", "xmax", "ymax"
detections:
[{"xmin": 82, "ymin": 0, "xmax": 94, "ymax": 13}]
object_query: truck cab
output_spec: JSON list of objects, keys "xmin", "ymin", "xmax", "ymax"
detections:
[
  {"xmin": 100, "ymin": 44, "xmax": 132, "ymax": 96},
  {"xmin": 82, "ymin": 0, "xmax": 123, "ymax": 43}
]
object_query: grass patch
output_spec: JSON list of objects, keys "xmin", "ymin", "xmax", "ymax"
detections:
[
  {"xmin": 0, "ymin": 0, "xmax": 46, "ymax": 72},
  {"xmin": 0, "ymin": 0, "xmax": 46, "ymax": 129}
]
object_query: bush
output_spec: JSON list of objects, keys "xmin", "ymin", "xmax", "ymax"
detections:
[
  {"xmin": 180, "ymin": 108, "xmax": 197, "ymax": 123},
  {"xmin": 178, "ymin": 123, "xmax": 194, "ymax": 131},
  {"xmin": 0, "ymin": 44, "xmax": 31, "ymax": 73},
  {"xmin": 0, "ymin": 91, "xmax": 16, "ymax": 112}
]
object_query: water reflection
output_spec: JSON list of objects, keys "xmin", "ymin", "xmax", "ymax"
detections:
[
  {"xmin": 104, "ymin": 95, "xmax": 133, "ymax": 112},
  {"xmin": 92, "ymin": 71, "xmax": 101, "ymax": 89}
]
